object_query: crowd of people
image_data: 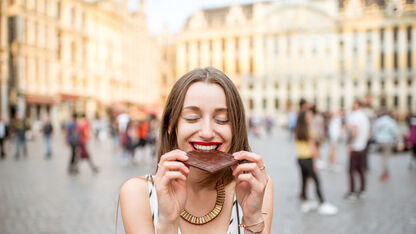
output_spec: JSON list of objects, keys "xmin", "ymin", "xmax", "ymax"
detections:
[
  {"xmin": 285, "ymin": 97, "xmax": 416, "ymax": 216},
  {"xmin": 0, "ymin": 109, "xmax": 160, "ymax": 176}
]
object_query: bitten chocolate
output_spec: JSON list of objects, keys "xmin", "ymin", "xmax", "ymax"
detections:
[{"xmin": 185, "ymin": 150, "xmax": 237, "ymax": 173}]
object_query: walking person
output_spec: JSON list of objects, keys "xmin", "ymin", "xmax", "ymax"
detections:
[
  {"xmin": 310, "ymin": 105, "xmax": 326, "ymax": 170},
  {"xmin": 76, "ymin": 114, "xmax": 99, "ymax": 173},
  {"xmin": 406, "ymin": 113, "xmax": 416, "ymax": 169},
  {"xmin": 120, "ymin": 67, "xmax": 273, "ymax": 233},
  {"xmin": 42, "ymin": 115, "xmax": 54, "ymax": 159},
  {"xmin": 12, "ymin": 113, "xmax": 28, "ymax": 159},
  {"xmin": 373, "ymin": 109, "xmax": 398, "ymax": 181},
  {"xmin": 65, "ymin": 113, "xmax": 79, "ymax": 174},
  {"xmin": 345, "ymin": 100, "xmax": 370, "ymax": 199},
  {"xmin": 294, "ymin": 110, "xmax": 338, "ymax": 215},
  {"xmin": 0, "ymin": 117, "xmax": 8, "ymax": 159},
  {"xmin": 327, "ymin": 109, "xmax": 343, "ymax": 172}
]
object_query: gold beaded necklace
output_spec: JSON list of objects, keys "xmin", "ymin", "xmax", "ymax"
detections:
[{"xmin": 180, "ymin": 182, "xmax": 225, "ymax": 225}]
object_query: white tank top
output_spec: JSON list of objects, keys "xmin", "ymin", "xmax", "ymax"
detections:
[{"xmin": 146, "ymin": 175, "xmax": 244, "ymax": 234}]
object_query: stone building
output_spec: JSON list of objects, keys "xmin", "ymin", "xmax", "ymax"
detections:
[
  {"xmin": 176, "ymin": 0, "xmax": 416, "ymax": 119},
  {"xmin": 2, "ymin": 0, "xmax": 160, "ymax": 126}
]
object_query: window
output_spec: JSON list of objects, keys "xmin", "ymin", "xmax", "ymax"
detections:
[
  {"xmin": 394, "ymin": 96, "xmax": 399, "ymax": 107},
  {"xmin": 367, "ymin": 80, "xmax": 372, "ymax": 91},
  {"xmin": 394, "ymin": 52, "xmax": 398, "ymax": 70},
  {"xmin": 275, "ymin": 98, "xmax": 279, "ymax": 110},
  {"xmin": 408, "ymin": 50, "xmax": 412, "ymax": 70},
  {"xmin": 407, "ymin": 26, "xmax": 412, "ymax": 42},
  {"xmin": 263, "ymin": 99, "xmax": 267, "ymax": 110},
  {"xmin": 71, "ymin": 41, "xmax": 76, "ymax": 64},
  {"xmin": 380, "ymin": 27, "xmax": 385, "ymax": 42},
  {"xmin": 249, "ymin": 99, "xmax": 254, "ymax": 110},
  {"xmin": 408, "ymin": 95, "xmax": 412, "ymax": 111},
  {"xmin": 380, "ymin": 52, "xmax": 385, "ymax": 69},
  {"xmin": 249, "ymin": 83, "xmax": 254, "ymax": 90},
  {"xmin": 380, "ymin": 97, "xmax": 386, "ymax": 107},
  {"xmin": 393, "ymin": 26, "xmax": 398, "ymax": 42},
  {"xmin": 71, "ymin": 7, "xmax": 76, "ymax": 25}
]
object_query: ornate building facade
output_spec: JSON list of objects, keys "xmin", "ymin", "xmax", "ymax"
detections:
[
  {"xmin": 1, "ymin": 0, "xmax": 160, "ymax": 125},
  {"xmin": 176, "ymin": 0, "xmax": 416, "ymax": 118}
]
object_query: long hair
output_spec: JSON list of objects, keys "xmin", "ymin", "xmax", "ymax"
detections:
[
  {"xmin": 157, "ymin": 67, "xmax": 250, "ymax": 186},
  {"xmin": 294, "ymin": 111, "xmax": 309, "ymax": 141}
]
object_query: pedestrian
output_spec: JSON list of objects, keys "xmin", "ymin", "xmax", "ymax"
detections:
[
  {"xmin": 76, "ymin": 114, "xmax": 99, "ymax": 173},
  {"xmin": 65, "ymin": 113, "xmax": 79, "ymax": 174},
  {"xmin": 310, "ymin": 105, "xmax": 326, "ymax": 170},
  {"xmin": 328, "ymin": 109, "xmax": 343, "ymax": 172},
  {"xmin": 287, "ymin": 108, "xmax": 297, "ymax": 140},
  {"xmin": 373, "ymin": 109, "xmax": 398, "ymax": 181},
  {"xmin": 0, "ymin": 117, "xmax": 8, "ymax": 159},
  {"xmin": 294, "ymin": 110, "xmax": 338, "ymax": 215},
  {"xmin": 361, "ymin": 98, "xmax": 376, "ymax": 171},
  {"xmin": 42, "ymin": 115, "xmax": 54, "ymax": 158},
  {"xmin": 345, "ymin": 100, "xmax": 370, "ymax": 199},
  {"xmin": 406, "ymin": 112, "xmax": 416, "ymax": 169},
  {"xmin": 119, "ymin": 67, "xmax": 273, "ymax": 233},
  {"xmin": 12, "ymin": 113, "xmax": 28, "ymax": 159},
  {"xmin": 121, "ymin": 120, "xmax": 138, "ymax": 164}
]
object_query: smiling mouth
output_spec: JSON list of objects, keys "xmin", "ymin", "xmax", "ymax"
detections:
[{"xmin": 191, "ymin": 142, "xmax": 221, "ymax": 151}]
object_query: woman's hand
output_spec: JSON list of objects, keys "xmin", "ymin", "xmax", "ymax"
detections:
[
  {"xmin": 232, "ymin": 151, "xmax": 268, "ymax": 225},
  {"xmin": 154, "ymin": 149, "xmax": 189, "ymax": 230}
]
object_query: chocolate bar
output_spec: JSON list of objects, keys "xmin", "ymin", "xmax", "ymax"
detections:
[{"xmin": 185, "ymin": 150, "xmax": 237, "ymax": 173}]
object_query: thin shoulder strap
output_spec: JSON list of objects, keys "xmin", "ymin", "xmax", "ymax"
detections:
[
  {"xmin": 231, "ymin": 195, "xmax": 244, "ymax": 234},
  {"xmin": 146, "ymin": 174, "xmax": 159, "ymax": 231},
  {"xmin": 115, "ymin": 194, "xmax": 120, "ymax": 234}
]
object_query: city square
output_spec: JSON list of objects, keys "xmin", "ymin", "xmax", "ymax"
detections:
[
  {"xmin": 1, "ymin": 0, "xmax": 416, "ymax": 233},
  {"xmin": 0, "ymin": 129, "xmax": 415, "ymax": 234}
]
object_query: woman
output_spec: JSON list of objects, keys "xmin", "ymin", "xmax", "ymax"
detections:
[
  {"xmin": 294, "ymin": 110, "xmax": 337, "ymax": 215},
  {"xmin": 120, "ymin": 67, "xmax": 273, "ymax": 233}
]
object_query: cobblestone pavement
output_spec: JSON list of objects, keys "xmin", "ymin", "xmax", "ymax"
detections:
[{"xmin": 0, "ymin": 129, "xmax": 415, "ymax": 234}]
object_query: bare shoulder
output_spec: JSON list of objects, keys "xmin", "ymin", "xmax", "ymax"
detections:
[
  {"xmin": 120, "ymin": 176, "xmax": 149, "ymax": 197},
  {"xmin": 119, "ymin": 176, "xmax": 154, "ymax": 233}
]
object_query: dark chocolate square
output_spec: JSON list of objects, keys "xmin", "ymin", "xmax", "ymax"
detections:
[{"xmin": 185, "ymin": 150, "xmax": 237, "ymax": 173}]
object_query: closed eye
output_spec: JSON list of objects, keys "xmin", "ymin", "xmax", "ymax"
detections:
[
  {"xmin": 184, "ymin": 117, "xmax": 199, "ymax": 123},
  {"xmin": 215, "ymin": 119, "xmax": 229, "ymax": 124}
]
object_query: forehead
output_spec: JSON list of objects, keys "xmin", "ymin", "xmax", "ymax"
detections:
[{"xmin": 183, "ymin": 82, "xmax": 227, "ymax": 108}]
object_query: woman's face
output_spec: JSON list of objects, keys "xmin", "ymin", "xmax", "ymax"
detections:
[{"xmin": 176, "ymin": 81, "xmax": 232, "ymax": 153}]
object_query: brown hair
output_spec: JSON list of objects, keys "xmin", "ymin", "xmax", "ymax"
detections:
[
  {"xmin": 157, "ymin": 67, "xmax": 250, "ymax": 186},
  {"xmin": 294, "ymin": 111, "xmax": 309, "ymax": 141}
]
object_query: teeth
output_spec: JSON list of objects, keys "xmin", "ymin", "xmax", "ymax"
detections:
[{"xmin": 193, "ymin": 144, "xmax": 217, "ymax": 151}]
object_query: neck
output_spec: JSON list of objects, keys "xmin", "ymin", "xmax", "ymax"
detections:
[{"xmin": 186, "ymin": 167, "xmax": 216, "ymax": 192}]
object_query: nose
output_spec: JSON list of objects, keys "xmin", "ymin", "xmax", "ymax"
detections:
[{"xmin": 198, "ymin": 118, "xmax": 215, "ymax": 139}]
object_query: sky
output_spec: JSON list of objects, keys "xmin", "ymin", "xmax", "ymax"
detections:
[{"xmin": 127, "ymin": 0, "xmax": 310, "ymax": 34}]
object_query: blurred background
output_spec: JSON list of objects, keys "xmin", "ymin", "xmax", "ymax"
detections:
[{"xmin": 0, "ymin": 0, "xmax": 415, "ymax": 233}]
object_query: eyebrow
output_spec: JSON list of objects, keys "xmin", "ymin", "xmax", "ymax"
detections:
[{"xmin": 183, "ymin": 106, "xmax": 228, "ymax": 113}]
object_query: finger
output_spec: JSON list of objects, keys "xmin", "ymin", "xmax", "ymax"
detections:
[
  {"xmin": 233, "ymin": 151, "xmax": 264, "ymax": 167},
  {"xmin": 159, "ymin": 149, "xmax": 188, "ymax": 163},
  {"xmin": 233, "ymin": 163, "xmax": 266, "ymax": 183},
  {"xmin": 160, "ymin": 161, "xmax": 190, "ymax": 175},
  {"xmin": 159, "ymin": 171, "xmax": 187, "ymax": 186},
  {"xmin": 236, "ymin": 173, "xmax": 255, "ymax": 185}
]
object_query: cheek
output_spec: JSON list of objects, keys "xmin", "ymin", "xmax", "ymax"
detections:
[{"xmin": 218, "ymin": 125, "xmax": 232, "ymax": 140}]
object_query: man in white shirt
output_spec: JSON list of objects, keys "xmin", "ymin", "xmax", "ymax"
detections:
[{"xmin": 345, "ymin": 100, "xmax": 370, "ymax": 199}]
